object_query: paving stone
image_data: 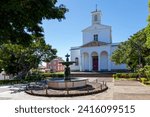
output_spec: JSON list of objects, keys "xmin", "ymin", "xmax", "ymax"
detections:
[{"xmin": 0, "ymin": 78, "xmax": 150, "ymax": 100}]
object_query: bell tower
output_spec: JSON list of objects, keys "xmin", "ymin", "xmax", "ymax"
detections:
[{"xmin": 91, "ymin": 6, "xmax": 101, "ymax": 25}]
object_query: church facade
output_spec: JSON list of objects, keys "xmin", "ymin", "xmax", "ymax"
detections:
[{"xmin": 70, "ymin": 10, "xmax": 127, "ymax": 71}]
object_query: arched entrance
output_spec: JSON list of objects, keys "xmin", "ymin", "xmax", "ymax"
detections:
[
  {"xmin": 100, "ymin": 51, "xmax": 108, "ymax": 71},
  {"xmin": 91, "ymin": 52, "xmax": 98, "ymax": 71}
]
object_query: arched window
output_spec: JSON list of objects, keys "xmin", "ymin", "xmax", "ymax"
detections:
[
  {"xmin": 75, "ymin": 57, "xmax": 79, "ymax": 66},
  {"xmin": 94, "ymin": 15, "xmax": 98, "ymax": 21}
]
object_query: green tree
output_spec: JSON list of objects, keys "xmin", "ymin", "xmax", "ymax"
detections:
[
  {"xmin": 111, "ymin": 29, "xmax": 150, "ymax": 71},
  {"xmin": 112, "ymin": 1, "xmax": 150, "ymax": 73},
  {"xmin": 145, "ymin": 0, "xmax": 150, "ymax": 60},
  {"xmin": 145, "ymin": 25, "xmax": 150, "ymax": 48},
  {"xmin": 0, "ymin": 38, "xmax": 57, "ymax": 79},
  {"xmin": 0, "ymin": 0, "xmax": 68, "ymax": 79},
  {"xmin": 148, "ymin": 0, "xmax": 150, "ymax": 22},
  {"xmin": 0, "ymin": 0, "xmax": 68, "ymax": 45}
]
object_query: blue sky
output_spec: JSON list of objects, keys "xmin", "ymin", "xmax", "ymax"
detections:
[{"xmin": 42, "ymin": 0, "xmax": 149, "ymax": 60}]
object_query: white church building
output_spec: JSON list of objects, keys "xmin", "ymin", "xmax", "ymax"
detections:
[{"xmin": 70, "ymin": 9, "xmax": 127, "ymax": 71}]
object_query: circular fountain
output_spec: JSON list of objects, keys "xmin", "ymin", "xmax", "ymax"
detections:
[
  {"xmin": 47, "ymin": 54, "xmax": 88, "ymax": 89},
  {"xmin": 25, "ymin": 54, "xmax": 108, "ymax": 97}
]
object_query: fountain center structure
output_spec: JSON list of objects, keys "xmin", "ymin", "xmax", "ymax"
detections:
[
  {"xmin": 47, "ymin": 54, "xmax": 88, "ymax": 89},
  {"xmin": 60, "ymin": 53, "xmax": 76, "ymax": 80}
]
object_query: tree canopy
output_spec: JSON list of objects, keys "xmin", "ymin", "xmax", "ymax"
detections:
[
  {"xmin": 111, "ymin": 29, "xmax": 150, "ymax": 71},
  {"xmin": 148, "ymin": 0, "xmax": 150, "ymax": 22},
  {"xmin": 0, "ymin": 37, "xmax": 57, "ymax": 78},
  {"xmin": 0, "ymin": 0, "xmax": 68, "ymax": 78},
  {"xmin": 145, "ymin": 0, "xmax": 150, "ymax": 48},
  {"xmin": 0, "ymin": 0, "xmax": 68, "ymax": 45},
  {"xmin": 112, "ymin": 1, "xmax": 150, "ymax": 71}
]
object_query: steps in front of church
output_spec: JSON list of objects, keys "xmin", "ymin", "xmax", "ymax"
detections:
[{"xmin": 70, "ymin": 72, "xmax": 114, "ymax": 77}]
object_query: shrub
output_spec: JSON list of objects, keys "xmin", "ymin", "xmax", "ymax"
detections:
[
  {"xmin": 113, "ymin": 74, "xmax": 116, "ymax": 78},
  {"xmin": 25, "ymin": 73, "xmax": 45, "ymax": 82},
  {"xmin": 41, "ymin": 72, "xmax": 64, "ymax": 78},
  {"xmin": 121, "ymin": 73, "xmax": 129, "ymax": 78},
  {"xmin": 140, "ymin": 78, "xmax": 147, "ymax": 84},
  {"xmin": 0, "ymin": 79, "xmax": 21, "ymax": 85},
  {"xmin": 144, "ymin": 80, "xmax": 150, "ymax": 85},
  {"xmin": 41, "ymin": 73, "xmax": 51, "ymax": 77},
  {"xmin": 115, "ymin": 73, "xmax": 128, "ymax": 78},
  {"xmin": 137, "ymin": 65, "xmax": 150, "ymax": 80},
  {"xmin": 144, "ymin": 66, "xmax": 150, "ymax": 79},
  {"xmin": 128, "ymin": 73, "xmax": 138, "ymax": 78},
  {"xmin": 116, "ymin": 73, "xmax": 121, "ymax": 78},
  {"xmin": 115, "ymin": 73, "xmax": 138, "ymax": 78}
]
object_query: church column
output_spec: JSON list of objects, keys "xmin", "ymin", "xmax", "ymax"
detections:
[
  {"xmin": 98, "ymin": 54, "xmax": 101, "ymax": 71},
  {"xmin": 81, "ymin": 53, "xmax": 85, "ymax": 71},
  {"xmin": 89, "ymin": 53, "xmax": 92, "ymax": 71},
  {"xmin": 80, "ymin": 54, "xmax": 83, "ymax": 71}
]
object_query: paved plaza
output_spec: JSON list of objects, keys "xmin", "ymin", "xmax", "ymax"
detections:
[{"xmin": 0, "ymin": 77, "xmax": 150, "ymax": 100}]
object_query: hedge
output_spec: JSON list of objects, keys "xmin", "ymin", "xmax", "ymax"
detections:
[
  {"xmin": 113, "ymin": 73, "xmax": 139, "ymax": 78},
  {"xmin": 41, "ymin": 72, "xmax": 64, "ymax": 78},
  {"xmin": 0, "ymin": 73, "xmax": 64, "ymax": 85},
  {"xmin": 25, "ymin": 74, "xmax": 44, "ymax": 82},
  {"xmin": 0, "ymin": 79, "xmax": 21, "ymax": 85}
]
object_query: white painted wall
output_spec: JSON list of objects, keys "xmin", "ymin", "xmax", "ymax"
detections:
[
  {"xmin": 82, "ymin": 25, "xmax": 111, "ymax": 45},
  {"xmin": 83, "ymin": 53, "xmax": 89, "ymax": 71},
  {"xmin": 80, "ymin": 45, "xmax": 111, "ymax": 71},
  {"xmin": 100, "ymin": 51, "xmax": 108, "ymax": 70},
  {"xmin": 80, "ymin": 45, "xmax": 111, "ymax": 55},
  {"xmin": 70, "ymin": 47, "xmax": 80, "ymax": 71},
  {"xmin": 99, "ymin": 28, "xmax": 111, "ymax": 43},
  {"xmin": 71, "ymin": 44, "xmax": 127, "ymax": 71},
  {"xmin": 92, "ymin": 11, "xmax": 101, "ymax": 25},
  {"xmin": 110, "ymin": 45, "xmax": 127, "ymax": 70},
  {"xmin": 0, "ymin": 72, "xmax": 10, "ymax": 80},
  {"xmin": 0, "ymin": 73, "xmax": 4, "ymax": 80},
  {"xmin": 111, "ymin": 62, "xmax": 127, "ymax": 70}
]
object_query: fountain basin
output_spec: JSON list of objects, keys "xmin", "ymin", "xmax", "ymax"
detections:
[{"xmin": 47, "ymin": 78, "xmax": 88, "ymax": 89}]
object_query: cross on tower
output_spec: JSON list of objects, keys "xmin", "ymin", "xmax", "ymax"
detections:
[{"xmin": 96, "ymin": 4, "xmax": 97, "ymax": 11}]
